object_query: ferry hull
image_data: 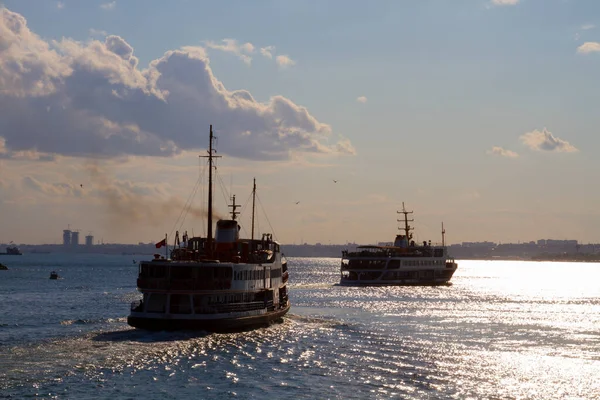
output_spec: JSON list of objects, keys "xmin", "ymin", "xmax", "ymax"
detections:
[
  {"xmin": 127, "ymin": 303, "xmax": 290, "ymax": 333},
  {"xmin": 339, "ymin": 278, "xmax": 454, "ymax": 287}
]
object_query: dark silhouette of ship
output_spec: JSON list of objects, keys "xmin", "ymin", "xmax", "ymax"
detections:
[{"xmin": 0, "ymin": 244, "xmax": 22, "ymax": 255}]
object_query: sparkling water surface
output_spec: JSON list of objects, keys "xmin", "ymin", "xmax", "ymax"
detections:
[{"xmin": 1, "ymin": 254, "xmax": 599, "ymax": 399}]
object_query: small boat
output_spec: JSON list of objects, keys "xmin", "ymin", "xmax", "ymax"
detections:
[
  {"xmin": 340, "ymin": 203, "xmax": 458, "ymax": 286},
  {"xmin": 127, "ymin": 125, "xmax": 290, "ymax": 332},
  {"xmin": 49, "ymin": 271, "xmax": 59, "ymax": 279},
  {"xmin": 0, "ymin": 263, "xmax": 8, "ymax": 270}
]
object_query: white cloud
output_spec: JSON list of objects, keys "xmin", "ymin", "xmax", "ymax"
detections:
[
  {"xmin": 100, "ymin": 1, "xmax": 116, "ymax": 11},
  {"xmin": 519, "ymin": 128, "xmax": 578, "ymax": 153},
  {"xmin": 581, "ymin": 24, "xmax": 595, "ymax": 30},
  {"xmin": 89, "ymin": 28, "xmax": 108, "ymax": 37},
  {"xmin": 276, "ymin": 55, "xmax": 295, "ymax": 68},
  {"xmin": 205, "ymin": 39, "xmax": 254, "ymax": 65},
  {"xmin": 487, "ymin": 146, "xmax": 519, "ymax": 158},
  {"xmin": 0, "ymin": 8, "xmax": 354, "ymax": 162},
  {"xmin": 491, "ymin": 0, "xmax": 519, "ymax": 5},
  {"xmin": 356, "ymin": 96, "xmax": 367, "ymax": 104},
  {"xmin": 57, "ymin": 2, "xmax": 65, "ymax": 9},
  {"xmin": 260, "ymin": 46, "xmax": 275, "ymax": 59},
  {"xmin": 577, "ymin": 42, "xmax": 600, "ymax": 54}
]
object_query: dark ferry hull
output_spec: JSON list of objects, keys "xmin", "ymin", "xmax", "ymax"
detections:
[
  {"xmin": 127, "ymin": 303, "xmax": 290, "ymax": 332},
  {"xmin": 339, "ymin": 278, "xmax": 454, "ymax": 287}
]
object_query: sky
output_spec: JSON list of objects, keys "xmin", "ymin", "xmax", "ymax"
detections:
[{"xmin": 1, "ymin": 0, "xmax": 599, "ymax": 246}]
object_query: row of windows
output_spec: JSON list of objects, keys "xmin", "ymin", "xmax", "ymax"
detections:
[
  {"xmin": 144, "ymin": 292, "xmax": 271, "ymax": 314},
  {"xmin": 401, "ymin": 260, "xmax": 446, "ymax": 267},
  {"xmin": 234, "ymin": 268, "xmax": 282, "ymax": 280},
  {"xmin": 140, "ymin": 264, "xmax": 283, "ymax": 282},
  {"xmin": 139, "ymin": 265, "xmax": 232, "ymax": 280},
  {"xmin": 235, "ymin": 269, "xmax": 265, "ymax": 281}
]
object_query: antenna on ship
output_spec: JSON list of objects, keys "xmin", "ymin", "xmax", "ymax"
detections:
[
  {"xmin": 251, "ymin": 178, "xmax": 256, "ymax": 241},
  {"xmin": 229, "ymin": 195, "xmax": 240, "ymax": 220},
  {"xmin": 442, "ymin": 222, "xmax": 446, "ymax": 247},
  {"xmin": 201, "ymin": 125, "xmax": 221, "ymax": 258},
  {"xmin": 397, "ymin": 202, "xmax": 414, "ymax": 242}
]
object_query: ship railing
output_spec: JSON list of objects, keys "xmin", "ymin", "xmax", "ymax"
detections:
[
  {"xmin": 137, "ymin": 278, "xmax": 232, "ymax": 291},
  {"xmin": 198, "ymin": 301, "xmax": 271, "ymax": 314}
]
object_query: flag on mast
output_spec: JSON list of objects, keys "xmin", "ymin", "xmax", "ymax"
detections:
[{"xmin": 155, "ymin": 238, "xmax": 166, "ymax": 248}]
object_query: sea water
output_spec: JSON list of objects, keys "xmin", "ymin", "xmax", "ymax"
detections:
[{"xmin": 1, "ymin": 254, "xmax": 599, "ymax": 399}]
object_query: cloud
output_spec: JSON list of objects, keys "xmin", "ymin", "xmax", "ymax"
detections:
[
  {"xmin": 260, "ymin": 46, "xmax": 275, "ymax": 59},
  {"xmin": 89, "ymin": 28, "xmax": 108, "ymax": 37},
  {"xmin": 519, "ymin": 128, "xmax": 578, "ymax": 153},
  {"xmin": 581, "ymin": 24, "xmax": 596, "ymax": 30},
  {"xmin": 260, "ymin": 46, "xmax": 274, "ymax": 59},
  {"xmin": 22, "ymin": 176, "xmax": 81, "ymax": 197},
  {"xmin": 487, "ymin": 146, "xmax": 518, "ymax": 158},
  {"xmin": 100, "ymin": 1, "xmax": 116, "ymax": 10},
  {"xmin": 491, "ymin": 0, "xmax": 519, "ymax": 5},
  {"xmin": 336, "ymin": 139, "xmax": 356, "ymax": 155},
  {"xmin": 57, "ymin": 2, "xmax": 65, "ymax": 9},
  {"xmin": 205, "ymin": 38, "xmax": 254, "ymax": 65},
  {"xmin": 276, "ymin": 55, "xmax": 296, "ymax": 68},
  {"xmin": 577, "ymin": 42, "xmax": 600, "ymax": 54},
  {"xmin": 356, "ymin": 96, "xmax": 367, "ymax": 103},
  {"xmin": 0, "ymin": 8, "xmax": 353, "ymax": 162}
]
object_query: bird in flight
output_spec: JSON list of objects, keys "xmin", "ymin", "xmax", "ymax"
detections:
[
  {"xmin": 333, "ymin": 180, "xmax": 338, "ymax": 183},
  {"xmin": 295, "ymin": 201, "xmax": 300, "ymax": 205},
  {"xmin": 80, "ymin": 184, "xmax": 83, "ymax": 188}
]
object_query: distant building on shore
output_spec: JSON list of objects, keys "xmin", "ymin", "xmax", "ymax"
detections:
[
  {"xmin": 71, "ymin": 231, "xmax": 79, "ymax": 246},
  {"xmin": 63, "ymin": 229, "xmax": 71, "ymax": 246}
]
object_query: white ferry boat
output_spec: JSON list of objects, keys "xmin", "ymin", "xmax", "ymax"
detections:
[
  {"xmin": 127, "ymin": 126, "xmax": 290, "ymax": 332},
  {"xmin": 340, "ymin": 203, "xmax": 458, "ymax": 286}
]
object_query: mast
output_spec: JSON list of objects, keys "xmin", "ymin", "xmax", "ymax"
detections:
[
  {"xmin": 442, "ymin": 222, "xmax": 446, "ymax": 247},
  {"xmin": 397, "ymin": 202, "xmax": 414, "ymax": 242},
  {"xmin": 228, "ymin": 195, "xmax": 240, "ymax": 220},
  {"xmin": 251, "ymin": 178, "xmax": 256, "ymax": 241},
  {"xmin": 201, "ymin": 125, "xmax": 220, "ymax": 258}
]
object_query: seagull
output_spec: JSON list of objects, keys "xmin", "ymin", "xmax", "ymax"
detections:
[
  {"xmin": 80, "ymin": 184, "xmax": 83, "ymax": 188},
  {"xmin": 333, "ymin": 180, "xmax": 338, "ymax": 183},
  {"xmin": 295, "ymin": 201, "xmax": 300, "ymax": 205}
]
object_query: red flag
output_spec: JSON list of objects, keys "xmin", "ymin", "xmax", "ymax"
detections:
[{"xmin": 155, "ymin": 238, "xmax": 166, "ymax": 248}]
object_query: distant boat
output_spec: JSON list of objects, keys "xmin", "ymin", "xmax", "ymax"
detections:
[
  {"xmin": 0, "ymin": 263, "xmax": 8, "ymax": 270},
  {"xmin": 49, "ymin": 271, "xmax": 59, "ymax": 279},
  {"xmin": 340, "ymin": 203, "xmax": 458, "ymax": 286},
  {"xmin": 127, "ymin": 125, "xmax": 290, "ymax": 332},
  {"xmin": 0, "ymin": 244, "xmax": 22, "ymax": 256}
]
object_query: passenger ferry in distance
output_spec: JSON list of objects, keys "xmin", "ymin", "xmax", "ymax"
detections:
[
  {"xmin": 0, "ymin": 243, "xmax": 22, "ymax": 255},
  {"xmin": 127, "ymin": 125, "xmax": 290, "ymax": 332},
  {"xmin": 340, "ymin": 203, "xmax": 458, "ymax": 286}
]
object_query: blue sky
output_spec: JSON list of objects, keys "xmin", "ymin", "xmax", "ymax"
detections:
[{"xmin": 0, "ymin": 0, "xmax": 599, "ymax": 245}]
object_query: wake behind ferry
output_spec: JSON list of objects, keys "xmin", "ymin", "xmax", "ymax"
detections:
[
  {"xmin": 340, "ymin": 203, "xmax": 458, "ymax": 286},
  {"xmin": 127, "ymin": 125, "xmax": 290, "ymax": 332}
]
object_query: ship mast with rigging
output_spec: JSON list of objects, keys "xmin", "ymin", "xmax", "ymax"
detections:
[
  {"xmin": 251, "ymin": 178, "xmax": 256, "ymax": 241},
  {"xmin": 397, "ymin": 202, "xmax": 414, "ymax": 242},
  {"xmin": 201, "ymin": 125, "xmax": 220, "ymax": 258}
]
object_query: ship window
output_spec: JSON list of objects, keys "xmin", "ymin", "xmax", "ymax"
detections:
[
  {"xmin": 149, "ymin": 265, "xmax": 166, "ymax": 278},
  {"xmin": 170, "ymin": 294, "xmax": 192, "ymax": 314},
  {"xmin": 146, "ymin": 293, "xmax": 167, "ymax": 313},
  {"xmin": 193, "ymin": 295, "xmax": 209, "ymax": 313},
  {"xmin": 197, "ymin": 268, "xmax": 213, "ymax": 280},
  {"xmin": 171, "ymin": 267, "xmax": 192, "ymax": 280}
]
